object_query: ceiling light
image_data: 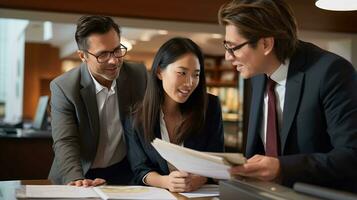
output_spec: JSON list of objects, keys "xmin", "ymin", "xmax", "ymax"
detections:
[
  {"xmin": 139, "ymin": 30, "xmax": 159, "ymax": 42},
  {"xmin": 43, "ymin": 21, "xmax": 53, "ymax": 41},
  {"xmin": 211, "ymin": 33, "xmax": 223, "ymax": 39},
  {"xmin": 158, "ymin": 30, "xmax": 168, "ymax": 35},
  {"xmin": 315, "ymin": 0, "xmax": 357, "ymax": 11}
]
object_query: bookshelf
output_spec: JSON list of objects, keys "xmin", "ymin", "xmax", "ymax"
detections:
[{"xmin": 205, "ymin": 55, "xmax": 244, "ymax": 152}]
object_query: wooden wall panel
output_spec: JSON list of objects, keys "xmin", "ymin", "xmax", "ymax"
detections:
[
  {"xmin": 286, "ymin": 0, "xmax": 357, "ymax": 33},
  {"xmin": 1, "ymin": 0, "xmax": 356, "ymax": 33},
  {"xmin": 0, "ymin": 0, "xmax": 227, "ymax": 24},
  {"xmin": 23, "ymin": 43, "xmax": 61, "ymax": 120}
]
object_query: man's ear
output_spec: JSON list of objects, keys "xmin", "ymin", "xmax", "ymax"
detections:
[
  {"xmin": 77, "ymin": 50, "xmax": 86, "ymax": 62},
  {"xmin": 262, "ymin": 37, "xmax": 274, "ymax": 56},
  {"xmin": 156, "ymin": 67, "xmax": 162, "ymax": 80}
]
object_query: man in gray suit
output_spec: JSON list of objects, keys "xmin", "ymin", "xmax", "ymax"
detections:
[{"xmin": 49, "ymin": 15, "xmax": 147, "ymax": 186}]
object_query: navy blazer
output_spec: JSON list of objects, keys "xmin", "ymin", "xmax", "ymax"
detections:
[
  {"xmin": 246, "ymin": 41, "xmax": 357, "ymax": 192},
  {"xmin": 124, "ymin": 94, "xmax": 224, "ymax": 185}
]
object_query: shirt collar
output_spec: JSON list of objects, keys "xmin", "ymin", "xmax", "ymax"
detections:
[
  {"xmin": 270, "ymin": 59, "xmax": 289, "ymax": 86},
  {"xmin": 88, "ymin": 68, "xmax": 116, "ymax": 94},
  {"xmin": 160, "ymin": 109, "xmax": 165, "ymax": 120}
]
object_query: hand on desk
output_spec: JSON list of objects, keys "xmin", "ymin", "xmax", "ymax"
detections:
[
  {"xmin": 67, "ymin": 178, "xmax": 106, "ymax": 187},
  {"xmin": 230, "ymin": 154, "xmax": 281, "ymax": 182},
  {"xmin": 165, "ymin": 171, "xmax": 207, "ymax": 192}
]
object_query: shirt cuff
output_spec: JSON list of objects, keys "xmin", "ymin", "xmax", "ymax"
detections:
[{"xmin": 142, "ymin": 172, "xmax": 150, "ymax": 185}]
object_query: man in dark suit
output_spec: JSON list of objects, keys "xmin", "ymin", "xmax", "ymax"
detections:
[
  {"xmin": 218, "ymin": 0, "xmax": 357, "ymax": 192},
  {"xmin": 48, "ymin": 16, "xmax": 147, "ymax": 186}
]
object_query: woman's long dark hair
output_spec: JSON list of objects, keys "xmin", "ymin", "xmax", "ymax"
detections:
[{"xmin": 134, "ymin": 37, "xmax": 207, "ymax": 144}]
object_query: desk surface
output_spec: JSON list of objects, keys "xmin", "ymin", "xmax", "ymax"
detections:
[
  {"xmin": 0, "ymin": 180, "xmax": 215, "ymax": 200},
  {"xmin": 0, "ymin": 129, "xmax": 51, "ymax": 139},
  {"xmin": 0, "ymin": 136, "xmax": 53, "ymax": 180}
]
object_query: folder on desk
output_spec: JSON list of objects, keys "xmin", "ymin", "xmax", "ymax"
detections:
[
  {"xmin": 151, "ymin": 138, "xmax": 246, "ymax": 180},
  {"xmin": 93, "ymin": 186, "xmax": 176, "ymax": 200}
]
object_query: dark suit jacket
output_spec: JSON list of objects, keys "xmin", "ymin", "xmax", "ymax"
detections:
[
  {"xmin": 48, "ymin": 62, "xmax": 147, "ymax": 184},
  {"xmin": 124, "ymin": 94, "xmax": 224, "ymax": 185},
  {"xmin": 246, "ymin": 41, "xmax": 357, "ymax": 192}
]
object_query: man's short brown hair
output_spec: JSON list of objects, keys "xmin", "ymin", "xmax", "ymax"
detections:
[{"xmin": 218, "ymin": 0, "xmax": 298, "ymax": 62}]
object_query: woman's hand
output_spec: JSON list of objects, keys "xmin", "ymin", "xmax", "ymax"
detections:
[
  {"xmin": 164, "ymin": 171, "xmax": 189, "ymax": 192},
  {"xmin": 162, "ymin": 171, "xmax": 207, "ymax": 192}
]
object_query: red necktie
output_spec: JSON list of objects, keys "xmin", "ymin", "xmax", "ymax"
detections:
[{"xmin": 266, "ymin": 77, "xmax": 279, "ymax": 157}]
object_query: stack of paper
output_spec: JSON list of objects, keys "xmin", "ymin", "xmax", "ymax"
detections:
[
  {"xmin": 179, "ymin": 184, "xmax": 219, "ymax": 198},
  {"xmin": 22, "ymin": 185, "xmax": 98, "ymax": 199},
  {"xmin": 151, "ymin": 138, "xmax": 246, "ymax": 180},
  {"xmin": 18, "ymin": 185, "xmax": 176, "ymax": 200}
]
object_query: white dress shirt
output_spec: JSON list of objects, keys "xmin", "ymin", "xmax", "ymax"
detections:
[
  {"xmin": 142, "ymin": 109, "xmax": 182, "ymax": 184},
  {"xmin": 260, "ymin": 59, "xmax": 289, "ymax": 150},
  {"xmin": 89, "ymin": 71, "xmax": 126, "ymax": 168}
]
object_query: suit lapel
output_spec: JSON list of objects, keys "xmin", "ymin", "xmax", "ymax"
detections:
[
  {"xmin": 246, "ymin": 75, "xmax": 265, "ymax": 157},
  {"xmin": 153, "ymin": 120, "xmax": 170, "ymax": 174},
  {"xmin": 80, "ymin": 64, "xmax": 100, "ymax": 142},
  {"xmin": 280, "ymin": 45, "xmax": 305, "ymax": 153},
  {"xmin": 117, "ymin": 62, "xmax": 130, "ymax": 120}
]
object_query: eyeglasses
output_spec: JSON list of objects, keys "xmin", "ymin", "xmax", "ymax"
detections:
[
  {"xmin": 223, "ymin": 40, "xmax": 255, "ymax": 57},
  {"xmin": 84, "ymin": 44, "xmax": 127, "ymax": 63}
]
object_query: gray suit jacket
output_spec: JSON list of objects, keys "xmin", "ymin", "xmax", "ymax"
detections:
[{"xmin": 48, "ymin": 62, "xmax": 147, "ymax": 184}]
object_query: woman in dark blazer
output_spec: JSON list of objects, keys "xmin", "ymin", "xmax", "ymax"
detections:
[{"xmin": 124, "ymin": 37, "xmax": 224, "ymax": 192}]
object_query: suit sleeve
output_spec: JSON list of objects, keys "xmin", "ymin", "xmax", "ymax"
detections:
[
  {"xmin": 279, "ymin": 58, "xmax": 357, "ymax": 188},
  {"xmin": 50, "ymin": 81, "xmax": 84, "ymax": 184},
  {"xmin": 205, "ymin": 95, "xmax": 225, "ymax": 152},
  {"xmin": 123, "ymin": 117, "xmax": 159, "ymax": 185}
]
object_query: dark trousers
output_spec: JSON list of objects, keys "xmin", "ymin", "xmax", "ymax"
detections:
[{"xmin": 85, "ymin": 156, "xmax": 133, "ymax": 185}]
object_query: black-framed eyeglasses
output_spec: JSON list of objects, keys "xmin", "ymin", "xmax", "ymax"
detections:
[
  {"xmin": 84, "ymin": 44, "xmax": 127, "ymax": 63},
  {"xmin": 223, "ymin": 40, "xmax": 254, "ymax": 57}
]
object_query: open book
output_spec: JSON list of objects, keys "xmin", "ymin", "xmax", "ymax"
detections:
[
  {"xmin": 17, "ymin": 185, "xmax": 176, "ymax": 200},
  {"xmin": 151, "ymin": 138, "xmax": 246, "ymax": 180}
]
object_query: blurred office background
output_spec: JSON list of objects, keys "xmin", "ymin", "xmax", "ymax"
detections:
[{"xmin": 0, "ymin": 0, "xmax": 357, "ymax": 153}]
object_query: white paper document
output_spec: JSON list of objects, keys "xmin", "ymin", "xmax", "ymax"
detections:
[
  {"xmin": 179, "ymin": 184, "xmax": 219, "ymax": 198},
  {"xmin": 93, "ymin": 185, "xmax": 176, "ymax": 200},
  {"xmin": 151, "ymin": 138, "xmax": 246, "ymax": 180},
  {"xmin": 19, "ymin": 185, "xmax": 176, "ymax": 200},
  {"xmin": 24, "ymin": 185, "xmax": 98, "ymax": 198}
]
